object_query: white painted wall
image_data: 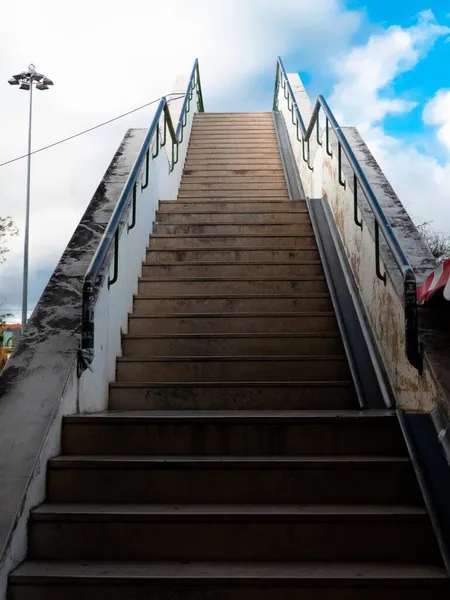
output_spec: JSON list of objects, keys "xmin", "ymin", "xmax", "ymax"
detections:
[{"xmin": 78, "ymin": 77, "xmax": 199, "ymax": 413}]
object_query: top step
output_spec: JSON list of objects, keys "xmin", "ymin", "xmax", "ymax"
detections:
[{"xmin": 195, "ymin": 113, "xmax": 272, "ymax": 116}]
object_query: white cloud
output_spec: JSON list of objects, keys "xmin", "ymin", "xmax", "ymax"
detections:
[
  {"xmin": 330, "ymin": 10, "xmax": 450, "ymax": 132},
  {"xmin": 0, "ymin": 0, "xmax": 361, "ymax": 319},
  {"xmin": 362, "ymin": 126, "xmax": 450, "ymax": 231},
  {"xmin": 329, "ymin": 10, "xmax": 450, "ymax": 235},
  {"xmin": 423, "ymin": 89, "xmax": 450, "ymax": 151}
]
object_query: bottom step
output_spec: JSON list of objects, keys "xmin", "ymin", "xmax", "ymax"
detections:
[{"xmin": 10, "ymin": 562, "xmax": 449, "ymax": 600}]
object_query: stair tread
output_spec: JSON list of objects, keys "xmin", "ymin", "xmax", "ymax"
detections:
[
  {"xmin": 139, "ymin": 277, "xmax": 326, "ymax": 281},
  {"xmin": 123, "ymin": 333, "xmax": 341, "ymax": 339},
  {"xmin": 64, "ymin": 409, "xmax": 395, "ymax": 422},
  {"xmin": 110, "ymin": 380, "xmax": 354, "ymax": 387},
  {"xmin": 129, "ymin": 312, "xmax": 336, "ymax": 318},
  {"xmin": 134, "ymin": 294, "xmax": 330, "ymax": 299},
  {"xmin": 50, "ymin": 455, "xmax": 411, "ymax": 466},
  {"xmin": 12, "ymin": 561, "xmax": 447, "ymax": 581},
  {"xmin": 33, "ymin": 503, "xmax": 427, "ymax": 520},
  {"xmin": 143, "ymin": 262, "xmax": 322, "ymax": 265},
  {"xmin": 116, "ymin": 356, "xmax": 347, "ymax": 362}
]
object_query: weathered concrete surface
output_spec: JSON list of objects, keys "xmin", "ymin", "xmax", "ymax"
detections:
[
  {"xmin": 281, "ymin": 72, "xmax": 450, "ymax": 415},
  {"xmin": 0, "ymin": 128, "xmax": 146, "ymax": 599}
]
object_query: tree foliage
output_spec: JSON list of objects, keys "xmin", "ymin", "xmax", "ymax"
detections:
[
  {"xmin": 0, "ymin": 217, "xmax": 18, "ymax": 264},
  {"xmin": 417, "ymin": 221, "xmax": 450, "ymax": 264}
]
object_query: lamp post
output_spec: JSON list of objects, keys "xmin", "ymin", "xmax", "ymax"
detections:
[{"xmin": 8, "ymin": 64, "xmax": 53, "ymax": 327}]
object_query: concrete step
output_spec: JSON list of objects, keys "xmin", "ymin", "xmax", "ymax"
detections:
[
  {"xmin": 188, "ymin": 144, "xmax": 279, "ymax": 151},
  {"xmin": 192, "ymin": 124, "xmax": 275, "ymax": 129},
  {"xmin": 127, "ymin": 312, "xmax": 337, "ymax": 335},
  {"xmin": 29, "ymin": 504, "xmax": 438, "ymax": 563},
  {"xmin": 154, "ymin": 224, "xmax": 314, "ymax": 235},
  {"xmin": 189, "ymin": 136, "xmax": 277, "ymax": 141},
  {"xmin": 10, "ymin": 561, "xmax": 449, "ymax": 600},
  {"xmin": 180, "ymin": 177, "xmax": 287, "ymax": 185},
  {"xmin": 61, "ymin": 410, "xmax": 405, "ymax": 457},
  {"xmin": 115, "ymin": 356, "xmax": 351, "ymax": 383},
  {"xmin": 137, "ymin": 277, "xmax": 328, "ymax": 295},
  {"xmin": 179, "ymin": 182, "xmax": 287, "ymax": 191},
  {"xmin": 156, "ymin": 213, "xmax": 308, "ymax": 224},
  {"xmin": 46, "ymin": 456, "xmax": 421, "ymax": 504},
  {"xmin": 178, "ymin": 190, "xmax": 289, "ymax": 199},
  {"xmin": 121, "ymin": 333, "xmax": 344, "ymax": 357},
  {"xmin": 186, "ymin": 152, "xmax": 281, "ymax": 159},
  {"xmin": 146, "ymin": 248, "xmax": 320, "ymax": 262},
  {"xmin": 158, "ymin": 201, "xmax": 302, "ymax": 212},
  {"xmin": 183, "ymin": 165, "xmax": 284, "ymax": 172},
  {"xmin": 132, "ymin": 294, "xmax": 332, "ymax": 314},
  {"xmin": 184, "ymin": 161, "xmax": 283, "ymax": 169},
  {"xmin": 141, "ymin": 262, "xmax": 323, "ymax": 278},
  {"xmin": 188, "ymin": 145, "xmax": 279, "ymax": 152},
  {"xmin": 149, "ymin": 234, "xmax": 317, "ymax": 249},
  {"xmin": 182, "ymin": 169, "xmax": 285, "ymax": 177},
  {"xmin": 109, "ymin": 381, "xmax": 357, "ymax": 411}
]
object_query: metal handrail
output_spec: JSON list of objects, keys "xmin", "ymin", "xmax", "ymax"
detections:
[
  {"xmin": 274, "ymin": 56, "xmax": 422, "ymax": 373},
  {"xmin": 79, "ymin": 59, "xmax": 204, "ymax": 370}
]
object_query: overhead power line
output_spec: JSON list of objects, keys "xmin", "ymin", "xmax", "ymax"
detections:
[{"xmin": 0, "ymin": 93, "xmax": 185, "ymax": 169}]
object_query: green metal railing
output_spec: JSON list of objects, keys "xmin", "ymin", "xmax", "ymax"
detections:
[
  {"xmin": 80, "ymin": 60, "xmax": 204, "ymax": 371},
  {"xmin": 273, "ymin": 56, "xmax": 422, "ymax": 373}
]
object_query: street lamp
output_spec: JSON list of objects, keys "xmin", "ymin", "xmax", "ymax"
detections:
[{"xmin": 8, "ymin": 64, "xmax": 54, "ymax": 327}]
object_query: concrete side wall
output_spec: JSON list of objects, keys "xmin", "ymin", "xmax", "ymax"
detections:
[
  {"xmin": 280, "ymin": 71, "xmax": 450, "ymax": 415},
  {"xmin": 0, "ymin": 74, "xmax": 200, "ymax": 599},
  {"xmin": 0, "ymin": 128, "xmax": 145, "ymax": 599}
]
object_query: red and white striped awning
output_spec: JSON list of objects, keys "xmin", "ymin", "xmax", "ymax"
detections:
[{"xmin": 417, "ymin": 258, "xmax": 450, "ymax": 305}]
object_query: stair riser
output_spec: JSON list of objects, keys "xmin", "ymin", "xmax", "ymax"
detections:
[
  {"xmin": 8, "ymin": 582, "xmax": 448, "ymax": 600},
  {"xmin": 188, "ymin": 138, "xmax": 277, "ymax": 144},
  {"xmin": 160, "ymin": 202, "xmax": 296, "ymax": 211},
  {"xmin": 109, "ymin": 384, "xmax": 357, "ymax": 411},
  {"xmin": 180, "ymin": 177, "xmax": 287, "ymax": 185},
  {"xmin": 127, "ymin": 315, "xmax": 338, "ymax": 335},
  {"xmin": 192, "ymin": 125, "xmax": 276, "ymax": 130},
  {"xmin": 62, "ymin": 419, "xmax": 404, "ymax": 456},
  {"xmin": 188, "ymin": 143, "xmax": 279, "ymax": 149},
  {"xmin": 137, "ymin": 279, "xmax": 328, "ymax": 295},
  {"xmin": 149, "ymin": 235, "xmax": 318, "ymax": 248},
  {"xmin": 182, "ymin": 171, "xmax": 286, "ymax": 178},
  {"xmin": 121, "ymin": 335, "xmax": 344, "ymax": 357},
  {"xmin": 156, "ymin": 213, "xmax": 307, "ymax": 224},
  {"xmin": 184, "ymin": 162, "xmax": 284, "ymax": 169},
  {"xmin": 132, "ymin": 297, "xmax": 332, "ymax": 314},
  {"xmin": 154, "ymin": 224, "xmax": 313, "ymax": 235},
  {"xmin": 115, "ymin": 358, "xmax": 351, "ymax": 382},
  {"xmin": 178, "ymin": 190, "xmax": 289, "ymax": 198},
  {"xmin": 47, "ymin": 464, "xmax": 420, "ymax": 504},
  {"xmin": 179, "ymin": 183, "xmax": 287, "ymax": 191},
  {"xmin": 146, "ymin": 249, "xmax": 320, "ymax": 262},
  {"xmin": 30, "ymin": 519, "xmax": 437, "ymax": 562},
  {"xmin": 141, "ymin": 264, "xmax": 323, "ymax": 278},
  {"xmin": 183, "ymin": 165, "xmax": 284, "ymax": 172}
]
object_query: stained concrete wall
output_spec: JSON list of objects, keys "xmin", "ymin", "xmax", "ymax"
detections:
[
  {"xmin": 0, "ymin": 72, "xmax": 200, "ymax": 598},
  {"xmin": 0, "ymin": 128, "xmax": 145, "ymax": 598},
  {"xmin": 279, "ymin": 71, "xmax": 450, "ymax": 416}
]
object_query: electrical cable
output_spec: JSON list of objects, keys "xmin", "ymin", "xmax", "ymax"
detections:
[{"xmin": 0, "ymin": 92, "xmax": 185, "ymax": 168}]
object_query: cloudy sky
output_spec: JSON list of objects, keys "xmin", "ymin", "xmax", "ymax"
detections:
[{"xmin": 1, "ymin": 0, "xmax": 450, "ymax": 322}]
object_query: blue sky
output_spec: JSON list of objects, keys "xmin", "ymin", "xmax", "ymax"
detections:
[{"xmin": 1, "ymin": 0, "xmax": 450, "ymax": 321}]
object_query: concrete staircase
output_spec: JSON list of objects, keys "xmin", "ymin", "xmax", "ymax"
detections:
[{"xmin": 9, "ymin": 113, "xmax": 449, "ymax": 598}]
